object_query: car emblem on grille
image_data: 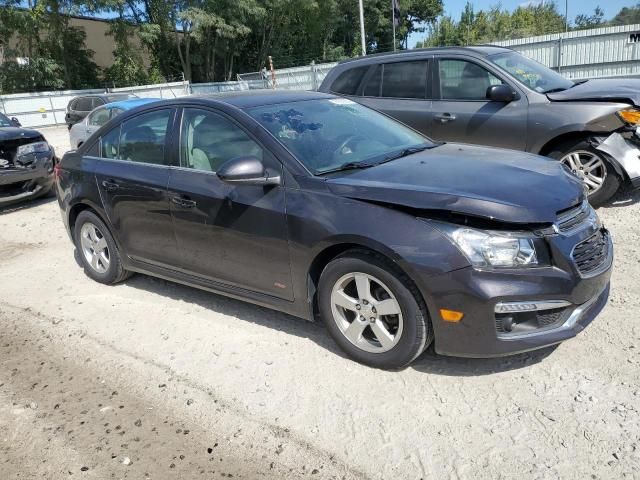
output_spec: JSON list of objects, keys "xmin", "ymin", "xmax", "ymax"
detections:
[{"xmin": 0, "ymin": 158, "xmax": 9, "ymax": 167}]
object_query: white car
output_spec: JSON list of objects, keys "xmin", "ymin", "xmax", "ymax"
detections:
[{"xmin": 69, "ymin": 98, "xmax": 160, "ymax": 149}]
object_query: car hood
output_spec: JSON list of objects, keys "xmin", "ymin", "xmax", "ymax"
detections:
[
  {"xmin": 0, "ymin": 127, "xmax": 44, "ymax": 143},
  {"xmin": 325, "ymin": 144, "xmax": 584, "ymax": 225},
  {"xmin": 546, "ymin": 79, "xmax": 640, "ymax": 106}
]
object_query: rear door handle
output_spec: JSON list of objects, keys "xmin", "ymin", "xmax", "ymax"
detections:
[
  {"xmin": 101, "ymin": 180, "xmax": 119, "ymax": 192},
  {"xmin": 434, "ymin": 113, "xmax": 456, "ymax": 123},
  {"xmin": 171, "ymin": 195, "xmax": 197, "ymax": 208}
]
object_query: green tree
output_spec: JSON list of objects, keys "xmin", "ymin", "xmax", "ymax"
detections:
[
  {"xmin": 610, "ymin": 4, "xmax": 640, "ymax": 25},
  {"xmin": 574, "ymin": 6, "xmax": 605, "ymax": 30}
]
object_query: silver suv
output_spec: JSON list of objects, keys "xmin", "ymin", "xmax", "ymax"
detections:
[{"xmin": 319, "ymin": 46, "xmax": 640, "ymax": 207}]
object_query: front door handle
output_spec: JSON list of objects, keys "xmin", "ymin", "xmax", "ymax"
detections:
[
  {"xmin": 171, "ymin": 195, "xmax": 197, "ymax": 208},
  {"xmin": 434, "ymin": 113, "xmax": 456, "ymax": 123},
  {"xmin": 101, "ymin": 180, "xmax": 119, "ymax": 192}
]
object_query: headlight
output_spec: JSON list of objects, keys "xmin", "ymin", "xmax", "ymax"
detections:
[
  {"xmin": 617, "ymin": 108, "xmax": 640, "ymax": 125},
  {"xmin": 431, "ymin": 221, "xmax": 541, "ymax": 268},
  {"xmin": 17, "ymin": 141, "xmax": 51, "ymax": 156}
]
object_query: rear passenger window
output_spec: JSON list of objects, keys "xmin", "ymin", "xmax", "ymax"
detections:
[
  {"xmin": 362, "ymin": 65, "xmax": 382, "ymax": 97},
  {"xmin": 330, "ymin": 66, "xmax": 368, "ymax": 95},
  {"xmin": 381, "ymin": 61, "xmax": 428, "ymax": 99},
  {"xmin": 439, "ymin": 59, "xmax": 503, "ymax": 100},
  {"xmin": 119, "ymin": 109, "xmax": 172, "ymax": 165}
]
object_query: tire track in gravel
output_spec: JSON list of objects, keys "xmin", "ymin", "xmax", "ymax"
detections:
[{"xmin": 0, "ymin": 303, "xmax": 368, "ymax": 480}]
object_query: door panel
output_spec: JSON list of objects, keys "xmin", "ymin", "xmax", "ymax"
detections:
[
  {"xmin": 94, "ymin": 160, "xmax": 178, "ymax": 267},
  {"xmin": 93, "ymin": 108, "xmax": 180, "ymax": 267},
  {"xmin": 431, "ymin": 58, "xmax": 527, "ymax": 150},
  {"xmin": 168, "ymin": 107, "xmax": 293, "ymax": 300},
  {"xmin": 168, "ymin": 169, "xmax": 293, "ymax": 300}
]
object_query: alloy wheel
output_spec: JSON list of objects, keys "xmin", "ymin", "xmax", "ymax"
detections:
[
  {"xmin": 80, "ymin": 222, "xmax": 110, "ymax": 274},
  {"xmin": 560, "ymin": 150, "xmax": 607, "ymax": 194},
  {"xmin": 330, "ymin": 272, "xmax": 403, "ymax": 353}
]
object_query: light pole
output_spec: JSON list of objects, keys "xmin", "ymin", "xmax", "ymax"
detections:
[
  {"xmin": 565, "ymin": 0, "xmax": 569, "ymax": 32},
  {"xmin": 358, "ymin": 0, "xmax": 367, "ymax": 56}
]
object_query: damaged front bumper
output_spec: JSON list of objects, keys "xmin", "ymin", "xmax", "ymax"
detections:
[
  {"xmin": 0, "ymin": 153, "xmax": 55, "ymax": 207},
  {"xmin": 595, "ymin": 130, "xmax": 640, "ymax": 188}
]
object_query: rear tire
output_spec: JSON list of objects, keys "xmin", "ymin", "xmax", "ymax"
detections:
[
  {"xmin": 318, "ymin": 250, "xmax": 433, "ymax": 369},
  {"xmin": 548, "ymin": 139, "xmax": 621, "ymax": 208},
  {"xmin": 74, "ymin": 210, "xmax": 131, "ymax": 284}
]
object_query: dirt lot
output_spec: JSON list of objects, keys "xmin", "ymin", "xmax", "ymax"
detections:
[{"xmin": 1, "ymin": 126, "xmax": 639, "ymax": 479}]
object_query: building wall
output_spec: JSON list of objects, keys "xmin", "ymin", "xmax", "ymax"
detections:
[{"xmin": 7, "ymin": 15, "xmax": 151, "ymax": 71}]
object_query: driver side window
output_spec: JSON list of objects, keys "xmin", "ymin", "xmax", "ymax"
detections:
[
  {"xmin": 439, "ymin": 59, "xmax": 503, "ymax": 100},
  {"xmin": 180, "ymin": 108, "xmax": 264, "ymax": 172}
]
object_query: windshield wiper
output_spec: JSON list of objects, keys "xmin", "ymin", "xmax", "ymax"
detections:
[
  {"xmin": 543, "ymin": 87, "xmax": 568, "ymax": 94},
  {"xmin": 318, "ymin": 161, "xmax": 376, "ymax": 175},
  {"xmin": 376, "ymin": 143, "xmax": 437, "ymax": 165}
]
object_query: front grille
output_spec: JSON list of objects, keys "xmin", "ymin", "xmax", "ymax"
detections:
[
  {"xmin": 556, "ymin": 201, "xmax": 591, "ymax": 234},
  {"xmin": 572, "ymin": 229, "xmax": 609, "ymax": 276}
]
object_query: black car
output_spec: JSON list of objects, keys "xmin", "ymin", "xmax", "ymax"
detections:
[
  {"xmin": 56, "ymin": 91, "xmax": 612, "ymax": 369},
  {"xmin": 1, "ymin": 112, "xmax": 56, "ymax": 207},
  {"xmin": 65, "ymin": 93, "xmax": 134, "ymax": 129}
]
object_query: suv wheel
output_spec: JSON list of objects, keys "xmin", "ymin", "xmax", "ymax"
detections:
[
  {"xmin": 549, "ymin": 140, "xmax": 621, "ymax": 208},
  {"xmin": 318, "ymin": 250, "xmax": 433, "ymax": 369},
  {"xmin": 74, "ymin": 210, "xmax": 131, "ymax": 284}
]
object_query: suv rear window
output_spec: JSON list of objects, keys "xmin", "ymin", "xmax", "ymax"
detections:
[
  {"xmin": 330, "ymin": 66, "xmax": 368, "ymax": 95},
  {"xmin": 75, "ymin": 97, "xmax": 93, "ymax": 111}
]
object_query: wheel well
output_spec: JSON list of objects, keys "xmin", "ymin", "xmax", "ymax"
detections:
[
  {"xmin": 538, "ymin": 132, "xmax": 595, "ymax": 157},
  {"xmin": 306, "ymin": 243, "xmax": 423, "ymax": 320},
  {"xmin": 68, "ymin": 203, "xmax": 95, "ymax": 233}
]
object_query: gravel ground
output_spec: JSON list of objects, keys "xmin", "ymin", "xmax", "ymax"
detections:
[{"xmin": 1, "ymin": 126, "xmax": 639, "ymax": 479}]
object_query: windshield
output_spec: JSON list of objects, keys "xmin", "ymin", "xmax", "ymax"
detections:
[
  {"xmin": 0, "ymin": 113, "xmax": 13, "ymax": 127},
  {"xmin": 247, "ymin": 98, "xmax": 431, "ymax": 174},
  {"xmin": 489, "ymin": 51, "xmax": 574, "ymax": 94}
]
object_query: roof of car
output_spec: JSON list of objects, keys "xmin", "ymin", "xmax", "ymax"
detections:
[
  {"xmin": 106, "ymin": 98, "xmax": 161, "ymax": 110},
  {"xmin": 338, "ymin": 45, "xmax": 511, "ymax": 65},
  {"xmin": 196, "ymin": 90, "xmax": 335, "ymax": 108}
]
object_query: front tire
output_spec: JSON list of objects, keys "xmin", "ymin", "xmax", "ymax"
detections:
[
  {"xmin": 74, "ymin": 210, "xmax": 131, "ymax": 284},
  {"xmin": 318, "ymin": 250, "xmax": 433, "ymax": 369},
  {"xmin": 549, "ymin": 139, "xmax": 621, "ymax": 208}
]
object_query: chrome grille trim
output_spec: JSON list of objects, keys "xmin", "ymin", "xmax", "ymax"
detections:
[{"xmin": 556, "ymin": 201, "xmax": 592, "ymax": 235}]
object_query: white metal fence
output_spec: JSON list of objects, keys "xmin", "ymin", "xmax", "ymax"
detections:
[
  {"xmin": 237, "ymin": 62, "xmax": 338, "ymax": 90},
  {"xmin": 0, "ymin": 81, "xmax": 190, "ymax": 128},
  {"xmin": 3, "ymin": 23, "xmax": 640, "ymax": 128},
  {"xmin": 493, "ymin": 23, "xmax": 640, "ymax": 79}
]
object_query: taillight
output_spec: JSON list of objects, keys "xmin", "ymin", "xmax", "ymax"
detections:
[{"xmin": 54, "ymin": 161, "xmax": 62, "ymax": 181}]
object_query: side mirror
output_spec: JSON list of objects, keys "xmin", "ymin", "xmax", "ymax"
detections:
[
  {"xmin": 11, "ymin": 117, "xmax": 21, "ymax": 127},
  {"xmin": 217, "ymin": 156, "xmax": 280, "ymax": 186},
  {"xmin": 486, "ymin": 84, "xmax": 515, "ymax": 103}
]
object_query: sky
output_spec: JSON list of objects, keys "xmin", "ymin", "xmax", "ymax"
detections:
[{"xmin": 408, "ymin": 0, "xmax": 631, "ymax": 47}]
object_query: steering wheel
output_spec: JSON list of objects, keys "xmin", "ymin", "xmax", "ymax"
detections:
[{"xmin": 332, "ymin": 135, "xmax": 367, "ymax": 157}]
